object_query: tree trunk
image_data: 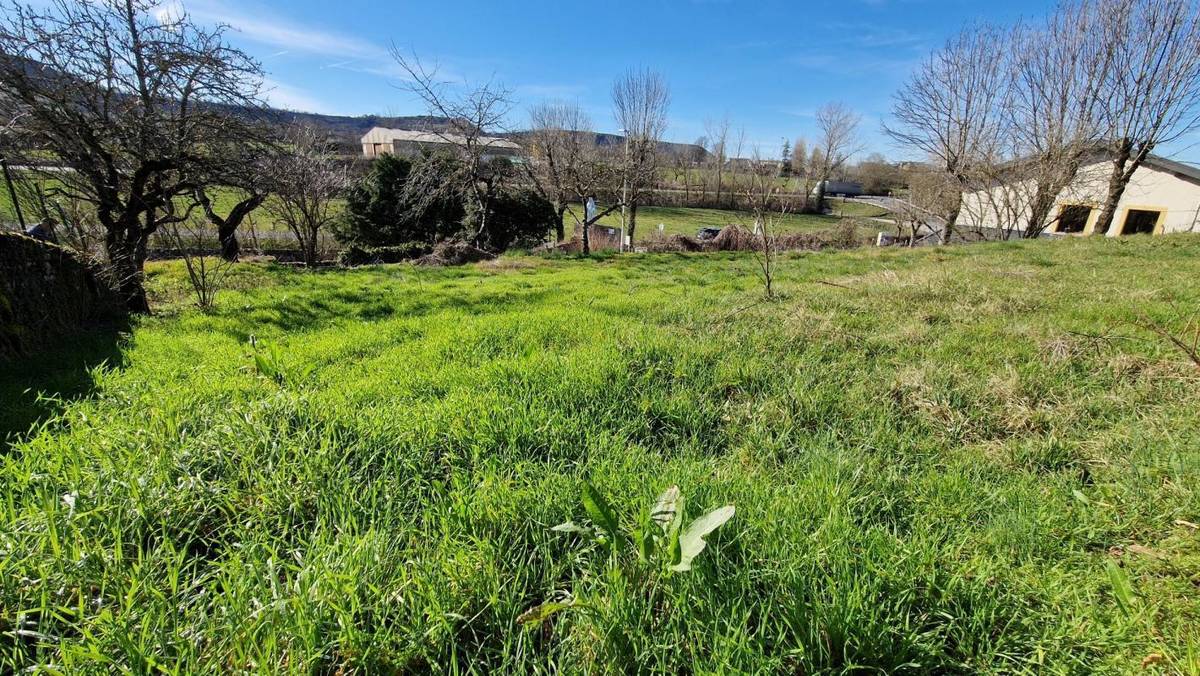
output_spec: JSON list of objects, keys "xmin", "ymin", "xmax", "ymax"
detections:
[
  {"xmin": 938, "ymin": 177, "xmax": 970, "ymax": 245},
  {"xmin": 305, "ymin": 227, "xmax": 318, "ymax": 267},
  {"xmin": 555, "ymin": 204, "xmax": 566, "ymax": 242},
  {"xmin": 627, "ymin": 202, "xmax": 637, "ymax": 246},
  {"xmin": 1093, "ymin": 143, "xmax": 1134, "ymax": 237},
  {"xmin": 1, "ymin": 158, "xmax": 25, "ymax": 229},
  {"xmin": 1025, "ymin": 156, "xmax": 1084, "ymax": 239},
  {"xmin": 1025, "ymin": 183, "xmax": 1059, "ymax": 239},
  {"xmin": 197, "ymin": 190, "xmax": 266, "ymax": 262},
  {"xmin": 218, "ymin": 222, "xmax": 240, "ymax": 261},
  {"xmin": 940, "ymin": 201, "xmax": 961, "ymax": 245},
  {"xmin": 581, "ymin": 219, "xmax": 590, "ymax": 255},
  {"xmin": 106, "ymin": 232, "xmax": 150, "ymax": 313}
]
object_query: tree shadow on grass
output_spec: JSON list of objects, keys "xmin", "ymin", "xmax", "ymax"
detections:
[
  {"xmin": 0, "ymin": 322, "xmax": 129, "ymax": 447},
  {"xmin": 211, "ymin": 281, "xmax": 559, "ymax": 344}
]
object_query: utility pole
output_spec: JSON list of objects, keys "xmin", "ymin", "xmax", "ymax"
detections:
[
  {"xmin": 0, "ymin": 157, "xmax": 25, "ymax": 229},
  {"xmin": 620, "ymin": 127, "xmax": 629, "ymax": 253}
]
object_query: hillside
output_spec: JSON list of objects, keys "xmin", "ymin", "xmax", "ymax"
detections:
[
  {"xmin": 266, "ymin": 110, "xmax": 453, "ymax": 140},
  {"xmin": 3, "ymin": 236, "xmax": 1199, "ymax": 672},
  {"xmin": 274, "ymin": 109, "xmax": 708, "ymax": 158}
]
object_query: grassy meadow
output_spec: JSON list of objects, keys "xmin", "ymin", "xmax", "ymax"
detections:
[
  {"xmin": 2, "ymin": 236, "xmax": 1199, "ymax": 672},
  {"xmin": 2, "ymin": 177, "xmax": 887, "ymax": 248},
  {"xmin": 587, "ymin": 200, "xmax": 885, "ymax": 241}
]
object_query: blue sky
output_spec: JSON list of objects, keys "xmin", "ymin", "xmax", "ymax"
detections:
[{"xmin": 170, "ymin": 0, "xmax": 1061, "ymax": 161}]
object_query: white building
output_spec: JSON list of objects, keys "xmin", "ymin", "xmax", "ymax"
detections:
[
  {"xmin": 360, "ymin": 127, "xmax": 522, "ymax": 161},
  {"xmin": 958, "ymin": 153, "xmax": 1200, "ymax": 236}
]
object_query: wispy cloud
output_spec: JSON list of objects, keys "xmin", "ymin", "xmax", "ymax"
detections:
[
  {"xmin": 169, "ymin": 0, "xmax": 480, "ymax": 88},
  {"xmin": 818, "ymin": 22, "xmax": 930, "ymax": 50},
  {"xmin": 787, "ymin": 50, "xmax": 922, "ymax": 79},
  {"xmin": 179, "ymin": 0, "xmax": 385, "ymax": 61}
]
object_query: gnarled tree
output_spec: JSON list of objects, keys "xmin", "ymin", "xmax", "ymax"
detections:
[
  {"xmin": 0, "ymin": 0, "xmax": 265, "ymax": 311},
  {"xmin": 195, "ymin": 134, "xmax": 278, "ymax": 261}
]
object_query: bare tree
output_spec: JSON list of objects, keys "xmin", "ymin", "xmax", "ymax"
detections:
[
  {"xmin": 162, "ymin": 216, "xmax": 234, "ymax": 310},
  {"xmin": 792, "ymin": 137, "xmax": 810, "ymax": 211},
  {"xmin": 0, "ymin": 108, "xmax": 27, "ymax": 228},
  {"xmin": 885, "ymin": 25, "xmax": 1009, "ymax": 244},
  {"xmin": 670, "ymin": 148, "xmax": 691, "ymax": 203},
  {"xmin": 391, "ymin": 51, "xmax": 515, "ymax": 246},
  {"xmin": 895, "ymin": 168, "xmax": 961, "ymax": 245},
  {"xmin": 852, "ymin": 153, "xmax": 902, "ymax": 196},
  {"xmin": 1001, "ymin": 2, "xmax": 1114, "ymax": 237},
  {"xmin": 1090, "ymin": 0, "xmax": 1200, "ymax": 235},
  {"xmin": 564, "ymin": 143, "xmax": 622, "ymax": 255},
  {"xmin": 266, "ymin": 126, "xmax": 348, "ymax": 267},
  {"xmin": 613, "ymin": 68, "xmax": 670, "ymax": 243},
  {"xmin": 524, "ymin": 102, "xmax": 585, "ymax": 242},
  {"xmin": 0, "ymin": 0, "xmax": 265, "ymax": 311},
  {"xmin": 705, "ymin": 117, "xmax": 731, "ymax": 208},
  {"xmin": 521, "ymin": 102, "xmax": 621, "ymax": 253},
  {"xmin": 195, "ymin": 136, "xmax": 278, "ymax": 261},
  {"xmin": 692, "ymin": 135, "xmax": 709, "ymax": 204},
  {"xmin": 738, "ymin": 148, "xmax": 789, "ymax": 298},
  {"xmin": 812, "ymin": 103, "xmax": 862, "ymax": 212},
  {"xmin": 730, "ymin": 127, "xmax": 747, "ymax": 200}
]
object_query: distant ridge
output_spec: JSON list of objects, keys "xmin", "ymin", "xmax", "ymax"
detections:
[
  {"xmin": 273, "ymin": 109, "xmax": 708, "ymax": 159},
  {"xmin": 266, "ymin": 111, "xmax": 455, "ymax": 139}
]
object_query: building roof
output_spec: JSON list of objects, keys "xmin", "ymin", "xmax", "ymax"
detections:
[
  {"xmin": 360, "ymin": 126, "xmax": 521, "ymax": 150},
  {"xmin": 1144, "ymin": 155, "xmax": 1200, "ymax": 185},
  {"xmin": 966, "ymin": 149, "xmax": 1200, "ymax": 192}
]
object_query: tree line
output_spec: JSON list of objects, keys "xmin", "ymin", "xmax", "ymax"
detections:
[
  {"xmin": 0, "ymin": 0, "xmax": 712, "ymax": 309},
  {"xmin": 885, "ymin": 0, "xmax": 1200, "ymax": 242}
]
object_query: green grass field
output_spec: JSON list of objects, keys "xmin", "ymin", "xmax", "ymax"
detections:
[
  {"xmin": 3, "ymin": 236, "xmax": 1199, "ymax": 672},
  {"xmin": 826, "ymin": 197, "xmax": 889, "ymax": 219},
  {"xmin": 587, "ymin": 202, "xmax": 884, "ymax": 242},
  {"xmin": 2, "ymin": 177, "xmax": 886, "ymax": 247}
]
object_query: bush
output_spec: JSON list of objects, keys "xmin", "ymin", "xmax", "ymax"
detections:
[
  {"xmin": 337, "ymin": 242, "xmax": 432, "ymax": 267},
  {"xmin": 643, "ymin": 233, "xmax": 704, "ymax": 253},
  {"xmin": 415, "ymin": 239, "xmax": 495, "ymax": 266},
  {"xmin": 636, "ymin": 223, "xmax": 866, "ymax": 255},
  {"xmin": 339, "ymin": 153, "xmax": 553, "ymax": 254},
  {"xmin": 471, "ymin": 187, "xmax": 557, "ymax": 252},
  {"xmin": 336, "ymin": 153, "xmax": 465, "ymax": 248}
]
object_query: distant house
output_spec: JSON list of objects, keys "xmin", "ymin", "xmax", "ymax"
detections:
[
  {"xmin": 725, "ymin": 157, "xmax": 782, "ymax": 172},
  {"xmin": 958, "ymin": 152, "xmax": 1200, "ymax": 236},
  {"xmin": 809, "ymin": 180, "xmax": 864, "ymax": 198},
  {"xmin": 360, "ymin": 127, "xmax": 522, "ymax": 161}
]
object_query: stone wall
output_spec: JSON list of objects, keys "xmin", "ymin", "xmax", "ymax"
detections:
[{"xmin": 0, "ymin": 232, "xmax": 124, "ymax": 359}]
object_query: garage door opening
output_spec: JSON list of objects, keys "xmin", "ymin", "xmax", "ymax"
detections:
[
  {"xmin": 1122, "ymin": 209, "xmax": 1162, "ymax": 235},
  {"xmin": 1056, "ymin": 204, "xmax": 1091, "ymax": 233}
]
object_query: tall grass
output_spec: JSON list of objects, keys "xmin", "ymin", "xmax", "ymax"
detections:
[{"xmin": 2, "ymin": 236, "xmax": 1199, "ymax": 672}]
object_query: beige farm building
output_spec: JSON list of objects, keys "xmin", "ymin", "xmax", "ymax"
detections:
[
  {"xmin": 360, "ymin": 127, "xmax": 522, "ymax": 161},
  {"xmin": 958, "ymin": 153, "xmax": 1200, "ymax": 236}
]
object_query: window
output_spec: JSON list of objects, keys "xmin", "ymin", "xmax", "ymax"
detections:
[
  {"xmin": 1057, "ymin": 204, "xmax": 1091, "ymax": 233},
  {"xmin": 1122, "ymin": 209, "xmax": 1161, "ymax": 235}
]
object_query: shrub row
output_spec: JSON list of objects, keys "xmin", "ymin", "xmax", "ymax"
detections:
[
  {"xmin": 337, "ymin": 242, "xmax": 431, "ymax": 267},
  {"xmin": 642, "ymin": 221, "xmax": 864, "ymax": 253}
]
